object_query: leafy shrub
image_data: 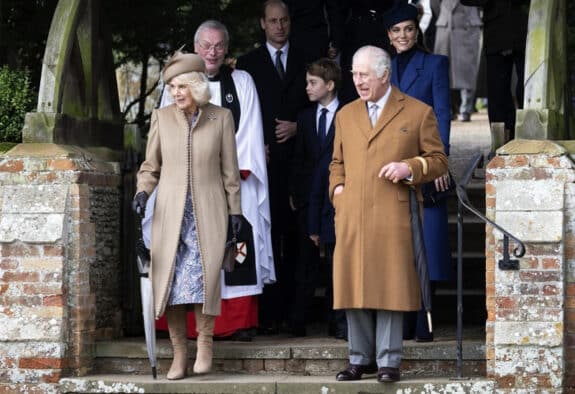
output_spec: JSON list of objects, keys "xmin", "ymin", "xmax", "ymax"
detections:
[{"xmin": 0, "ymin": 66, "xmax": 35, "ymax": 143}]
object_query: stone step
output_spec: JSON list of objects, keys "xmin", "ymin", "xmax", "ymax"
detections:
[
  {"xmin": 93, "ymin": 328, "xmax": 485, "ymax": 379},
  {"xmin": 60, "ymin": 374, "xmax": 495, "ymax": 394}
]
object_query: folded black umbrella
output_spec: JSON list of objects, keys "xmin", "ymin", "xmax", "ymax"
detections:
[
  {"xmin": 224, "ymin": 216, "xmax": 257, "ymax": 286},
  {"xmin": 409, "ymin": 187, "xmax": 432, "ymax": 333}
]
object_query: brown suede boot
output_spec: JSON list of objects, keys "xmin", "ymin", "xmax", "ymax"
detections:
[
  {"xmin": 193, "ymin": 303, "xmax": 215, "ymax": 374},
  {"xmin": 165, "ymin": 305, "xmax": 188, "ymax": 380}
]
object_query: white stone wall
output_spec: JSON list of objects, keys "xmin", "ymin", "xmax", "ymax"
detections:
[{"xmin": 486, "ymin": 142, "xmax": 575, "ymax": 392}]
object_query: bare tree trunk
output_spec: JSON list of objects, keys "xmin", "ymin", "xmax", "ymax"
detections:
[{"xmin": 137, "ymin": 53, "xmax": 149, "ymax": 131}]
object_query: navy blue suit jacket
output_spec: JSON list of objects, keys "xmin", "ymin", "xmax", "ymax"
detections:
[
  {"xmin": 391, "ymin": 50, "xmax": 451, "ymax": 155},
  {"xmin": 290, "ymin": 102, "xmax": 339, "ymax": 243}
]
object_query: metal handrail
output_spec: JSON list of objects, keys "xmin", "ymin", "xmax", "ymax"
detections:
[
  {"xmin": 455, "ymin": 154, "xmax": 526, "ymax": 266},
  {"xmin": 452, "ymin": 152, "xmax": 526, "ymax": 379}
]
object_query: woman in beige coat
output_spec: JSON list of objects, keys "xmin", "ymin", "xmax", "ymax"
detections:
[{"xmin": 133, "ymin": 52, "xmax": 242, "ymax": 380}]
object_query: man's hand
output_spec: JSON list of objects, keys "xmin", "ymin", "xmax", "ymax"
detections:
[
  {"xmin": 309, "ymin": 234, "xmax": 320, "ymax": 247},
  {"xmin": 289, "ymin": 195, "xmax": 296, "ymax": 211},
  {"xmin": 378, "ymin": 162, "xmax": 411, "ymax": 183},
  {"xmin": 275, "ymin": 119, "xmax": 297, "ymax": 143}
]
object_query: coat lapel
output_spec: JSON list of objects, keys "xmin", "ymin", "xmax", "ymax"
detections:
[
  {"xmin": 399, "ymin": 51, "xmax": 425, "ymax": 93},
  {"xmin": 308, "ymin": 107, "xmax": 321, "ymax": 157},
  {"xmin": 320, "ymin": 103, "xmax": 341, "ymax": 154},
  {"xmin": 258, "ymin": 46, "xmax": 283, "ymax": 85},
  {"xmin": 353, "ymin": 100, "xmax": 374, "ymax": 141},
  {"xmin": 283, "ymin": 46, "xmax": 299, "ymax": 86},
  {"xmin": 369, "ymin": 87, "xmax": 404, "ymax": 142}
]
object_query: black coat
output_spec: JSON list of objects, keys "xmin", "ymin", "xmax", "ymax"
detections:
[
  {"xmin": 236, "ymin": 44, "xmax": 310, "ymax": 164},
  {"xmin": 460, "ymin": 0, "xmax": 529, "ymax": 54},
  {"xmin": 285, "ymin": 0, "xmax": 345, "ymax": 61},
  {"xmin": 236, "ymin": 44, "xmax": 311, "ymax": 226},
  {"xmin": 290, "ymin": 103, "xmax": 339, "ymax": 243}
]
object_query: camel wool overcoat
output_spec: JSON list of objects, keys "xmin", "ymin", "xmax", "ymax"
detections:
[
  {"xmin": 329, "ymin": 87, "xmax": 448, "ymax": 312},
  {"xmin": 136, "ymin": 103, "xmax": 241, "ymax": 318}
]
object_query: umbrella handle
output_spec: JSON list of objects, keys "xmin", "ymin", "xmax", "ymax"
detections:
[{"xmin": 427, "ymin": 312, "xmax": 433, "ymax": 333}]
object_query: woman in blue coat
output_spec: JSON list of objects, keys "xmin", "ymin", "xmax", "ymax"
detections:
[{"xmin": 385, "ymin": 2, "xmax": 452, "ymax": 342}]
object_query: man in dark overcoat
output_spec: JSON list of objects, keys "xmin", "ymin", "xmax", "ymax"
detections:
[{"xmin": 236, "ymin": 0, "xmax": 311, "ymax": 333}]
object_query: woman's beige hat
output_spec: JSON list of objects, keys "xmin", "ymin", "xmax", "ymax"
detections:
[{"xmin": 162, "ymin": 50, "xmax": 206, "ymax": 82}]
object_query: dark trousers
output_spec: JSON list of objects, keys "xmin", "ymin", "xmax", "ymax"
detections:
[
  {"xmin": 290, "ymin": 207, "xmax": 320, "ymax": 330},
  {"xmin": 486, "ymin": 50, "xmax": 526, "ymax": 139},
  {"xmin": 325, "ymin": 243, "xmax": 347, "ymax": 336},
  {"xmin": 259, "ymin": 164, "xmax": 299, "ymax": 329}
]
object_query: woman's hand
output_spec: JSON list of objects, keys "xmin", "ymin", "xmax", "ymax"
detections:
[
  {"xmin": 230, "ymin": 214, "xmax": 243, "ymax": 235},
  {"xmin": 132, "ymin": 191, "xmax": 148, "ymax": 217},
  {"xmin": 434, "ymin": 173, "xmax": 451, "ymax": 192}
]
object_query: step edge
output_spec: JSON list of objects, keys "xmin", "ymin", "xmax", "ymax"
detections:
[{"xmin": 59, "ymin": 374, "xmax": 495, "ymax": 394}]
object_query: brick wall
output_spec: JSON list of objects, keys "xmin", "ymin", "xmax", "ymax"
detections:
[
  {"xmin": 486, "ymin": 142, "xmax": 575, "ymax": 392},
  {"xmin": 0, "ymin": 144, "xmax": 121, "ymax": 393}
]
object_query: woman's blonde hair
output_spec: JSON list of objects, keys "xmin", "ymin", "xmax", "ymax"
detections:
[{"xmin": 170, "ymin": 71, "xmax": 211, "ymax": 106}]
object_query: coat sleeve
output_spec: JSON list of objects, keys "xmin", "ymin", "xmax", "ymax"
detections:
[
  {"xmin": 307, "ymin": 164, "xmax": 325, "ymax": 237},
  {"xmin": 220, "ymin": 110, "xmax": 242, "ymax": 215},
  {"xmin": 328, "ymin": 113, "xmax": 345, "ymax": 201},
  {"xmin": 136, "ymin": 109, "xmax": 161, "ymax": 196},
  {"xmin": 402, "ymin": 106, "xmax": 448, "ymax": 184},
  {"xmin": 431, "ymin": 55, "xmax": 451, "ymax": 155}
]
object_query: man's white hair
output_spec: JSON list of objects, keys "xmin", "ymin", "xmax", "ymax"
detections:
[
  {"xmin": 352, "ymin": 46, "xmax": 391, "ymax": 79},
  {"xmin": 194, "ymin": 20, "xmax": 229, "ymax": 47}
]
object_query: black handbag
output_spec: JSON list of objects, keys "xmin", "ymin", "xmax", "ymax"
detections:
[
  {"xmin": 421, "ymin": 172, "xmax": 455, "ymax": 208},
  {"xmin": 224, "ymin": 217, "xmax": 257, "ymax": 286}
]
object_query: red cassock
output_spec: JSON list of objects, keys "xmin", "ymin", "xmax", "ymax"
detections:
[{"xmin": 155, "ymin": 296, "xmax": 258, "ymax": 338}]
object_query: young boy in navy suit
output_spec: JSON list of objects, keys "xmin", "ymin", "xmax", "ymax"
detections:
[{"xmin": 289, "ymin": 58, "xmax": 346, "ymax": 339}]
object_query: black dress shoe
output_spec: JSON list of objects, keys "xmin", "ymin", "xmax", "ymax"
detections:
[
  {"xmin": 334, "ymin": 331, "xmax": 347, "ymax": 340},
  {"xmin": 336, "ymin": 363, "xmax": 377, "ymax": 381},
  {"xmin": 377, "ymin": 367, "xmax": 400, "ymax": 383},
  {"xmin": 257, "ymin": 326, "xmax": 278, "ymax": 336}
]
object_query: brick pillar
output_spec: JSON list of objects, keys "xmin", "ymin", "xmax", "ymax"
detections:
[
  {"xmin": 0, "ymin": 143, "xmax": 121, "ymax": 393},
  {"xmin": 485, "ymin": 140, "xmax": 575, "ymax": 392}
]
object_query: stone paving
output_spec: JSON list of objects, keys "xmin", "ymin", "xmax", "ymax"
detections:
[{"xmin": 449, "ymin": 110, "xmax": 492, "ymax": 180}]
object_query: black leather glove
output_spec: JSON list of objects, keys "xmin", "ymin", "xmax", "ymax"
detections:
[
  {"xmin": 230, "ymin": 214, "xmax": 243, "ymax": 236},
  {"xmin": 132, "ymin": 191, "xmax": 148, "ymax": 217}
]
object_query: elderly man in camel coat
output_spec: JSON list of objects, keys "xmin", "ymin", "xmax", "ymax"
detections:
[{"xmin": 329, "ymin": 45, "xmax": 448, "ymax": 384}]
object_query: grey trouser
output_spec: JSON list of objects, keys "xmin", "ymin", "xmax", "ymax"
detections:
[{"xmin": 345, "ymin": 308, "xmax": 403, "ymax": 368}]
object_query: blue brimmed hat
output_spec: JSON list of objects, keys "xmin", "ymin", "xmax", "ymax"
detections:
[{"xmin": 383, "ymin": 1, "xmax": 419, "ymax": 30}]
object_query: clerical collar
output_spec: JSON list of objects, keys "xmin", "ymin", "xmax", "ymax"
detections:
[{"xmin": 207, "ymin": 65, "xmax": 233, "ymax": 82}]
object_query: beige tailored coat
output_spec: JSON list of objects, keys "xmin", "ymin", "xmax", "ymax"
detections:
[
  {"xmin": 329, "ymin": 87, "xmax": 448, "ymax": 312},
  {"xmin": 136, "ymin": 103, "xmax": 241, "ymax": 318}
]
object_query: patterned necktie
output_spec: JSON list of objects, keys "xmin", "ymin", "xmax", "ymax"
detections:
[
  {"xmin": 318, "ymin": 108, "xmax": 328, "ymax": 147},
  {"xmin": 369, "ymin": 103, "xmax": 379, "ymax": 127},
  {"xmin": 275, "ymin": 50, "xmax": 285, "ymax": 79}
]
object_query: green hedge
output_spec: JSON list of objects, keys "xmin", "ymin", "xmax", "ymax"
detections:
[{"xmin": 0, "ymin": 66, "xmax": 35, "ymax": 143}]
